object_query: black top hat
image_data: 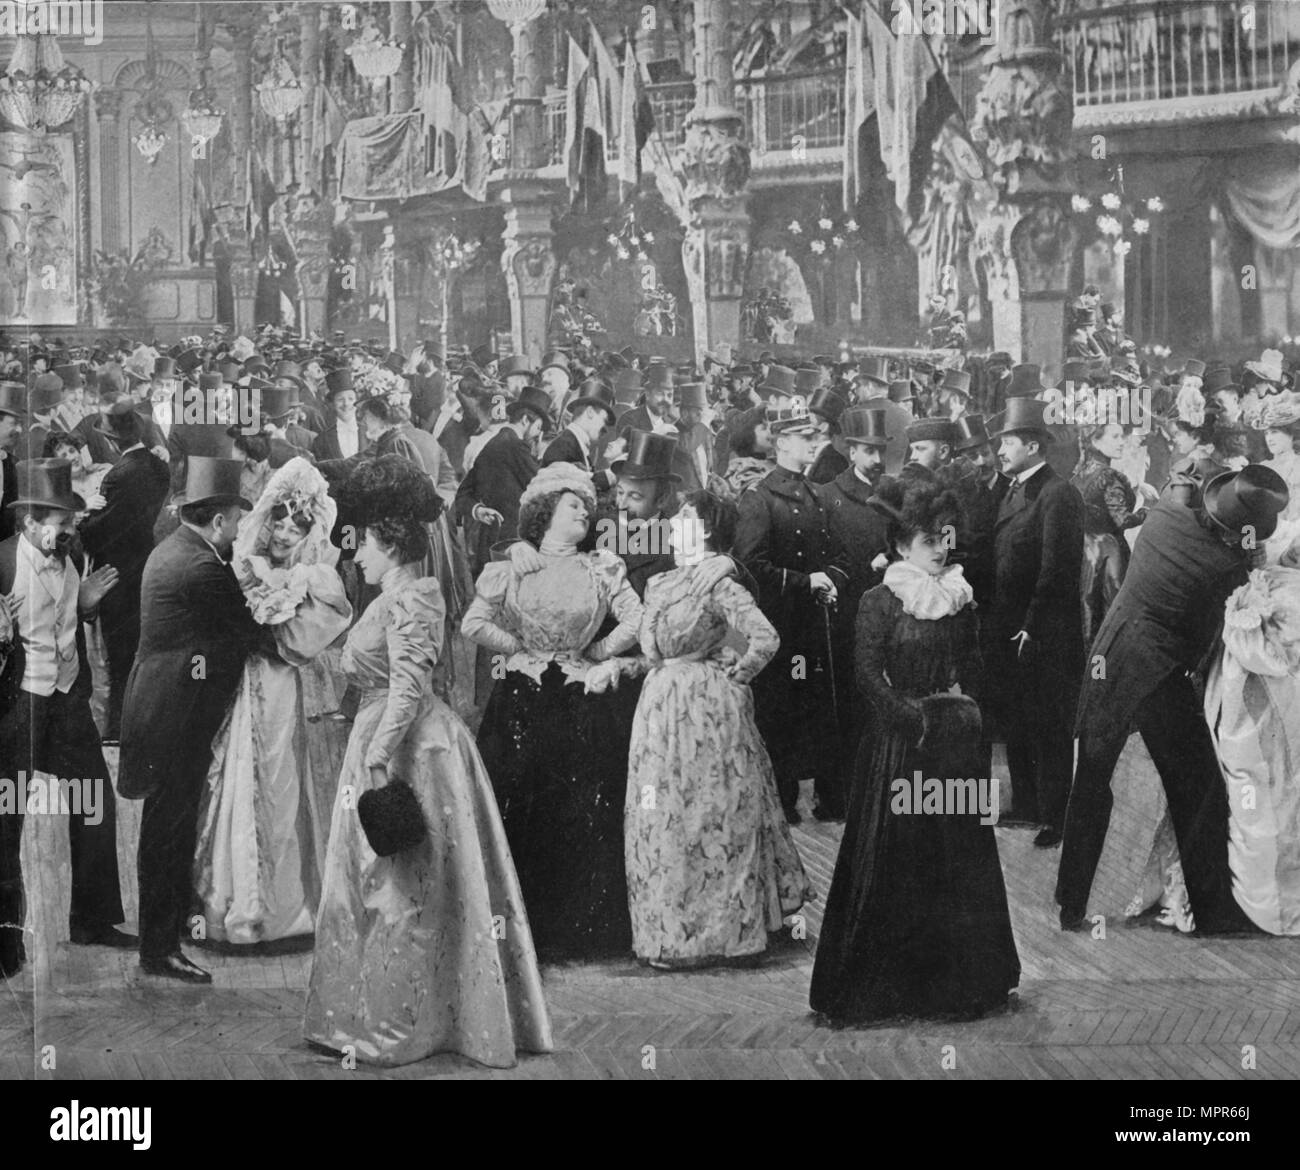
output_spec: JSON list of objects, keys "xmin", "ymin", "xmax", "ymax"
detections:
[
  {"xmin": 153, "ymin": 356, "xmax": 178, "ymax": 380},
  {"xmin": 794, "ymin": 367, "xmax": 824, "ymax": 396},
  {"xmin": 940, "ymin": 368, "xmax": 972, "ymax": 396},
  {"xmin": 1005, "ymin": 363, "xmax": 1044, "ymax": 398},
  {"xmin": 324, "ymin": 368, "xmax": 355, "ymax": 400},
  {"xmin": 29, "ymin": 374, "xmax": 65, "ymax": 413},
  {"xmin": 10, "ymin": 458, "xmax": 85, "ymax": 512},
  {"xmin": 1182, "ymin": 359, "xmax": 1207, "ymax": 379},
  {"xmin": 198, "ymin": 371, "xmax": 223, "ymax": 393},
  {"xmin": 0, "ymin": 382, "xmax": 26, "ymax": 418},
  {"xmin": 887, "ymin": 379, "xmax": 914, "ymax": 404},
  {"xmin": 906, "ymin": 418, "xmax": 957, "ymax": 445},
  {"xmin": 174, "ymin": 455, "xmax": 251, "ymax": 509},
  {"xmin": 991, "ymin": 397, "xmax": 1054, "ymax": 443},
  {"xmin": 506, "ymin": 385, "xmax": 554, "ymax": 427},
  {"xmin": 380, "ymin": 350, "xmax": 406, "ymax": 376},
  {"xmin": 568, "ymin": 378, "xmax": 617, "ymax": 426},
  {"xmin": 260, "ymin": 386, "xmax": 298, "ymax": 419},
  {"xmin": 675, "ymin": 382, "xmax": 708, "ymax": 412},
  {"xmin": 271, "ymin": 359, "xmax": 308, "ymax": 389},
  {"xmin": 807, "ymin": 385, "xmax": 847, "ymax": 424},
  {"xmin": 498, "ymin": 354, "xmax": 535, "ymax": 380},
  {"xmin": 243, "ymin": 354, "xmax": 271, "ymax": 375},
  {"xmin": 613, "ymin": 429, "xmax": 681, "ymax": 482},
  {"xmin": 952, "ymin": 414, "xmax": 992, "ymax": 452},
  {"xmin": 471, "ymin": 344, "xmax": 499, "ymax": 369},
  {"xmin": 758, "ymin": 365, "xmax": 797, "ymax": 398},
  {"xmin": 53, "ymin": 363, "xmax": 85, "ymax": 389},
  {"xmin": 1202, "ymin": 366, "xmax": 1240, "ymax": 397},
  {"xmin": 856, "ymin": 356, "xmax": 890, "ymax": 387},
  {"xmin": 840, "ymin": 406, "xmax": 891, "ymax": 447},
  {"xmin": 175, "ymin": 348, "xmax": 205, "ymax": 375},
  {"xmin": 1061, "ymin": 359, "xmax": 1091, "ymax": 385},
  {"xmin": 643, "ymin": 364, "xmax": 675, "ymax": 391},
  {"xmin": 1203, "ymin": 464, "xmax": 1289, "ymax": 542}
]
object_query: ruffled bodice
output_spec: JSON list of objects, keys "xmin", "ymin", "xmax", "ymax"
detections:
[{"xmin": 462, "ymin": 548, "xmax": 643, "ymax": 683}]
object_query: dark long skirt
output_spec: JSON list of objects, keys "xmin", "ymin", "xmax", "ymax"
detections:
[
  {"xmin": 809, "ymin": 722, "xmax": 1020, "ymax": 1022},
  {"xmin": 477, "ymin": 663, "xmax": 638, "ymax": 961}
]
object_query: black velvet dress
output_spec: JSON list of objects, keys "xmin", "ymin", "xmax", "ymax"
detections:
[{"xmin": 809, "ymin": 583, "xmax": 1020, "ymax": 1022}]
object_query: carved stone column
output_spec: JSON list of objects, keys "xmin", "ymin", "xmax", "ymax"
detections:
[
  {"xmin": 500, "ymin": 185, "xmax": 557, "ymax": 365},
  {"xmin": 94, "ymin": 89, "xmax": 127, "ymax": 255},
  {"xmin": 288, "ymin": 194, "xmax": 333, "ymax": 337},
  {"xmin": 969, "ymin": 0, "xmax": 1076, "ymax": 376},
  {"xmin": 676, "ymin": 0, "xmax": 750, "ymax": 362},
  {"xmin": 298, "ymin": 3, "xmax": 322, "ymax": 191}
]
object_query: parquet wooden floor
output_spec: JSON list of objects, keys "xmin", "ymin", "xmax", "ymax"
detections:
[{"xmin": 4, "ymin": 645, "xmax": 1299, "ymax": 1079}]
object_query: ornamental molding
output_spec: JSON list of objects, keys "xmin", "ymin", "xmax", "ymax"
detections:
[{"xmin": 1073, "ymin": 89, "xmax": 1281, "ymax": 129}]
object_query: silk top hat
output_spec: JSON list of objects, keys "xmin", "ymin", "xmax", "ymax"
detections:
[
  {"xmin": 1182, "ymin": 359, "xmax": 1207, "ymax": 379},
  {"xmin": 471, "ymin": 344, "xmax": 499, "ymax": 370},
  {"xmin": 794, "ymin": 366, "xmax": 824, "ymax": 396},
  {"xmin": 857, "ymin": 356, "xmax": 890, "ymax": 387},
  {"xmin": 324, "ymin": 368, "xmax": 355, "ymax": 400},
  {"xmin": 382, "ymin": 350, "xmax": 407, "ymax": 375},
  {"xmin": 991, "ymin": 397, "xmax": 1055, "ymax": 443},
  {"xmin": 906, "ymin": 417, "xmax": 957, "ymax": 444},
  {"xmin": 614, "ymin": 367, "xmax": 643, "ymax": 395},
  {"xmin": 260, "ymin": 386, "xmax": 298, "ymax": 420},
  {"xmin": 613, "ymin": 429, "xmax": 682, "ymax": 481},
  {"xmin": 174, "ymin": 455, "xmax": 250, "ymax": 509},
  {"xmin": 887, "ymin": 379, "xmax": 914, "ymax": 404},
  {"xmin": 940, "ymin": 368, "xmax": 972, "ymax": 396},
  {"xmin": 952, "ymin": 414, "xmax": 992, "ymax": 451},
  {"xmin": 758, "ymin": 364, "xmax": 797, "ymax": 399},
  {"xmin": 643, "ymin": 363, "xmax": 675, "ymax": 391},
  {"xmin": 1202, "ymin": 366, "xmax": 1240, "ymax": 396},
  {"xmin": 1006, "ymin": 363, "xmax": 1044, "ymax": 398},
  {"xmin": 271, "ymin": 360, "xmax": 308, "ymax": 389},
  {"xmin": 175, "ymin": 347, "xmax": 204, "ymax": 376},
  {"xmin": 153, "ymin": 356, "xmax": 178, "ymax": 380},
  {"xmin": 1203, "ymin": 464, "xmax": 1288, "ymax": 541},
  {"xmin": 10, "ymin": 459, "xmax": 85, "ymax": 512},
  {"xmin": 840, "ymin": 406, "xmax": 892, "ymax": 447},
  {"xmin": 808, "ymin": 385, "xmax": 847, "ymax": 423},
  {"xmin": 568, "ymin": 378, "xmax": 617, "ymax": 425},
  {"xmin": 175, "ymin": 423, "xmax": 237, "ymax": 459},
  {"xmin": 54, "ymin": 364, "xmax": 84, "ymax": 389},
  {"xmin": 675, "ymin": 382, "xmax": 708, "ymax": 411},
  {"xmin": 218, "ymin": 360, "xmax": 243, "ymax": 385},
  {"xmin": 766, "ymin": 398, "xmax": 820, "ymax": 436},
  {"xmin": 96, "ymin": 398, "xmax": 144, "ymax": 443},
  {"xmin": 1061, "ymin": 359, "xmax": 1090, "ymax": 385},
  {"xmin": 506, "ymin": 385, "xmax": 554, "ymax": 426},
  {"xmin": 29, "ymin": 374, "xmax": 64, "ymax": 413},
  {"xmin": 498, "ymin": 354, "xmax": 535, "ymax": 380},
  {"xmin": 0, "ymin": 382, "xmax": 27, "ymax": 418},
  {"xmin": 539, "ymin": 349, "xmax": 570, "ymax": 375},
  {"xmin": 198, "ymin": 371, "xmax": 223, "ymax": 393}
]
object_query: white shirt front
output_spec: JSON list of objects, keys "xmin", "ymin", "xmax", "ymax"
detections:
[
  {"xmin": 337, "ymin": 417, "xmax": 359, "ymax": 458},
  {"xmin": 648, "ymin": 411, "xmax": 677, "ymax": 436},
  {"xmin": 13, "ymin": 535, "xmax": 80, "ymax": 696}
]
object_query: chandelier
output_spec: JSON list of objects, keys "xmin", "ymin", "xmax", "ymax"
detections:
[
  {"xmin": 182, "ymin": 65, "xmax": 224, "ymax": 147},
  {"xmin": 347, "ymin": 15, "xmax": 404, "ymax": 80},
  {"xmin": 257, "ymin": 39, "xmax": 303, "ymax": 121},
  {"xmin": 485, "ymin": 0, "xmax": 548, "ymax": 28},
  {"xmin": 0, "ymin": 33, "xmax": 91, "ymax": 131},
  {"xmin": 132, "ymin": 4, "xmax": 172, "ymax": 163}
]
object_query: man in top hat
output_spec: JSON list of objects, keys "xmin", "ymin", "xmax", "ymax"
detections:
[
  {"xmin": 545, "ymin": 379, "xmax": 626, "ymax": 489},
  {"xmin": 250, "ymin": 383, "xmax": 315, "ymax": 469},
  {"xmin": 898, "ymin": 416, "xmax": 955, "ymax": 486},
  {"xmin": 312, "ymin": 368, "xmax": 361, "ymax": 462},
  {"xmin": 0, "ymin": 459, "xmax": 129, "ymax": 976},
  {"xmin": 755, "ymin": 364, "xmax": 798, "ymax": 410},
  {"xmin": 985, "ymin": 398, "xmax": 1085, "ymax": 845},
  {"xmin": 1094, "ymin": 301, "xmax": 1125, "ymax": 357},
  {"xmin": 735, "ymin": 400, "xmax": 850, "ymax": 822},
  {"xmin": 538, "ymin": 349, "xmax": 572, "ymax": 410},
  {"xmin": 272, "ymin": 359, "xmax": 327, "ymax": 434},
  {"xmin": 620, "ymin": 365, "xmax": 679, "ymax": 438},
  {"xmin": 852, "ymin": 357, "xmax": 891, "ymax": 404},
  {"xmin": 946, "ymin": 414, "xmax": 1007, "ymax": 610},
  {"xmin": 814, "ymin": 406, "xmax": 893, "ymax": 787},
  {"xmin": 17, "ymin": 373, "xmax": 64, "ymax": 463},
  {"xmin": 0, "ymin": 383, "xmax": 23, "ymax": 540},
  {"xmin": 934, "ymin": 367, "xmax": 973, "ymax": 421},
  {"xmin": 674, "ymin": 382, "xmax": 714, "ymax": 493},
  {"xmin": 78, "ymin": 401, "xmax": 170, "ymax": 740},
  {"xmin": 1067, "ymin": 299, "xmax": 1106, "ymax": 361},
  {"xmin": 146, "ymin": 356, "xmax": 182, "ymax": 442},
  {"xmin": 806, "ymin": 386, "xmax": 850, "ymax": 485},
  {"xmin": 119, "ymin": 456, "xmax": 268, "ymax": 983},
  {"xmin": 51, "ymin": 364, "xmax": 86, "ymax": 434},
  {"xmin": 1057, "ymin": 465, "xmax": 1289, "ymax": 935},
  {"xmin": 498, "ymin": 354, "xmax": 535, "ymax": 397}
]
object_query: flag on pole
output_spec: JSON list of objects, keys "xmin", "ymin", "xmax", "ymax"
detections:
[
  {"xmin": 842, "ymin": 9, "xmax": 876, "ymax": 211},
  {"xmin": 618, "ymin": 41, "xmax": 655, "ymax": 191},
  {"xmin": 564, "ymin": 37, "xmax": 590, "ymax": 196}
]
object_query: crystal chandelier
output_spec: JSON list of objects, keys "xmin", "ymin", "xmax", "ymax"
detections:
[
  {"xmin": 257, "ymin": 39, "xmax": 303, "ymax": 121},
  {"xmin": 182, "ymin": 66, "xmax": 224, "ymax": 147},
  {"xmin": 0, "ymin": 33, "xmax": 91, "ymax": 131},
  {"xmin": 132, "ymin": 4, "xmax": 172, "ymax": 163},
  {"xmin": 346, "ymin": 15, "xmax": 404, "ymax": 81},
  {"xmin": 485, "ymin": 0, "xmax": 548, "ymax": 28}
]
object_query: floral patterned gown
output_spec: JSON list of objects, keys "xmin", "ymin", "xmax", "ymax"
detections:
[
  {"xmin": 464, "ymin": 547, "xmax": 643, "ymax": 961},
  {"xmin": 625, "ymin": 561, "xmax": 811, "ymax": 964},
  {"xmin": 304, "ymin": 566, "xmax": 552, "ymax": 1068}
]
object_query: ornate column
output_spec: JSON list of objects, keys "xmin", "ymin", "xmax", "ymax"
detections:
[
  {"xmin": 298, "ymin": 2, "xmax": 321, "ymax": 191},
  {"xmin": 677, "ymin": 0, "xmax": 750, "ymax": 362},
  {"xmin": 500, "ymin": 187, "xmax": 557, "ymax": 365},
  {"xmin": 94, "ymin": 89, "xmax": 127, "ymax": 254},
  {"xmin": 223, "ymin": 11, "xmax": 259, "ymax": 330},
  {"xmin": 288, "ymin": 193, "xmax": 333, "ymax": 337},
  {"xmin": 390, "ymin": 1, "xmax": 415, "ymax": 113},
  {"xmin": 970, "ymin": 0, "xmax": 1076, "ymax": 375}
]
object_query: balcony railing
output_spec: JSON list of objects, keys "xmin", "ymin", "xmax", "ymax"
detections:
[
  {"xmin": 1056, "ymin": 0, "xmax": 1300, "ymax": 108},
  {"xmin": 539, "ymin": 72, "xmax": 844, "ymax": 170}
]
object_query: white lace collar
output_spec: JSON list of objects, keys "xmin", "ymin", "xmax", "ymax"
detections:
[{"xmin": 883, "ymin": 560, "xmax": 973, "ymax": 620}]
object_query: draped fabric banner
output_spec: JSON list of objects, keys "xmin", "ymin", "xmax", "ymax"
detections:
[{"xmin": 1222, "ymin": 145, "xmax": 1300, "ymax": 251}]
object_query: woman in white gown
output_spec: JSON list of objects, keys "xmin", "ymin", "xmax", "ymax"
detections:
[{"xmin": 194, "ymin": 458, "xmax": 352, "ymax": 944}]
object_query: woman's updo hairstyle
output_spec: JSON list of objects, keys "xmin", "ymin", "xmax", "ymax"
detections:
[
  {"xmin": 869, "ymin": 477, "xmax": 963, "ymax": 552},
  {"xmin": 338, "ymin": 453, "xmax": 443, "ymax": 565},
  {"xmin": 517, "ymin": 462, "xmax": 597, "ymax": 548}
]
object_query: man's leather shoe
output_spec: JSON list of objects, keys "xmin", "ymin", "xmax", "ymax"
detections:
[
  {"xmin": 70, "ymin": 924, "xmax": 138, "ymax": 948},
  {"xmin": 1034, "ymin": 828, "xmax": 1062, "ymax": 848},
  {"xmin": 812, "ymin": 802, "xmax": 845, "ymax": 823},
  {"xmin": 140, "ymin": 952, "xmax": 212, "ymax": 983},
  {"xmin": 1059, "ymin": 908, "xmax": 1088, "ymax": 932}
]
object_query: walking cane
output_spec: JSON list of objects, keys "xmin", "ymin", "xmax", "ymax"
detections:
[{"xmin": 822, "ymin": 597, "xmax": 839, "ymax": 728}]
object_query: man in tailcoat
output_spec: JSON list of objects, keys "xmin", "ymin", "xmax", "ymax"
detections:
[
  {"xmin": 118, "ymin": 457, "xmax": 267, "ymax": 983},
  {"xmin": 1057, "ymin": 466, "xmax": 1288, "ymax": 934},
  {"xmin": 736, "ymin": 401, "xmax": 849, "ymax": 823},
  {"xmin": 984, "ymin": 398, "xmax": 1085, "ymax": 846},
  {"xmin": 77, "ymin": 402, "xmax": 170, "ymax": 740}
]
